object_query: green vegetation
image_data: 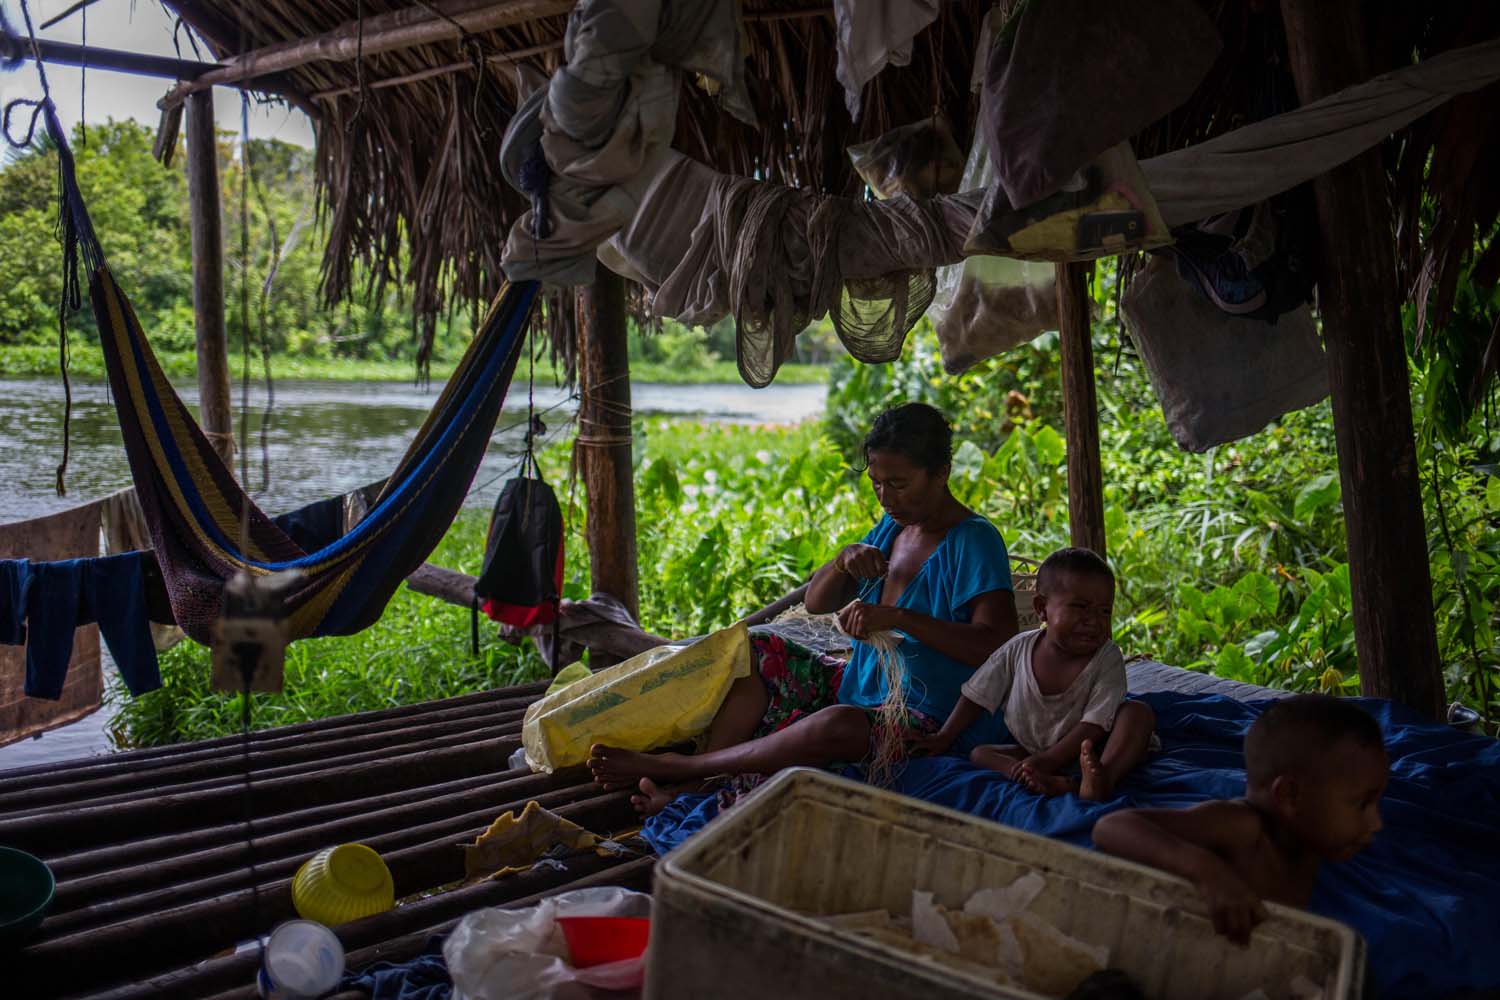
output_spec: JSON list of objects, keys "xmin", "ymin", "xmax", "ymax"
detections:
[
  {"xmin": 111, "ymin": 310, "xmax": 1498, "ymax": 745},
  {"xmin": 110, "ymin": 510, "xmax": 552, "ymax": 747},
  {"xmin": 0, "ymin": 341, "xmax": 828, "ymax": 386},
  {"xmin": 0, "ymin": 118, "xmax": 831, "ymax": 385},
  {"xmin": 15, "ymin": 120, "xmax": 1490, "ymax": 747}
]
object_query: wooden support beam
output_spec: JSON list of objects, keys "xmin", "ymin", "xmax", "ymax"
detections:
[
  {"xmin": 575, "ymin": 266, "xmax": 639, "ymax": 635},
  {"xmin": 311, "ymin": 39, "xmax": 562, "ymax": 102},
  {"xmin": 1057, "ymin": 261, "xmax": 1106, "ymax": 557},
  {"xmin": 0, "ymin": 30, "xmax": 218, "ymax": 80},
  {"xmin": 1280, "ymin": 0, "xmax": 1444, "ymax": 718},
  {"xmin": 184, "ymin": 91, "xmax": 235, "ymax": 470},
  {"xmin": 159, "ymin": 0, "xmax": 575, "ymax": 109}
]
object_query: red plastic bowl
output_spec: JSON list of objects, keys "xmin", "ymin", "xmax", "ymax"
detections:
[{"xmin": 556, "ymin": 916, "xmax": 651, "ymax": 968}]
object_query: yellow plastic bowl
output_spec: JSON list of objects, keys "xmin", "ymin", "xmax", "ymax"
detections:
[{"xmin": 292, "ymin": 843, "xmax": 394, "ymax": 927}]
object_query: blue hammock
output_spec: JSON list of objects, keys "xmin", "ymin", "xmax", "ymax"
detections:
[{"xmin": 38, "ymin": 99, "xmax": 538, "ymax": 643}]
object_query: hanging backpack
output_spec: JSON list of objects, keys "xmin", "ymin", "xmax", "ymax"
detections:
[{"xmin": 473, "ymin": 463, "xmax": 564, "ymax": 639}]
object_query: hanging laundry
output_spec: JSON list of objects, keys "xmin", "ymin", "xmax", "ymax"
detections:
[
  {"xmin": 1, "ymin": 503, "xmax": 105, "ymax": 748},
  {"xmin": 1121, "ymin": 256, "xmax": 1328, "ymax": 452},
  {"xmin": 99, "ymin": 488, "xmax": 183, "ymax": 652},
  {"xmin": 16, "ymin": 554, "xmax": 162, "ymax": 701},
  {"xmin": 1, "ymin": 559, "xmax": 27, "ymax": 645},
  {"xmin": 832, "ymin": 0, "xmax": 941, "ymax": 121},
  {"xmin": 979, "ymin": 0, "xmax": 1220, "ymax": 208}
]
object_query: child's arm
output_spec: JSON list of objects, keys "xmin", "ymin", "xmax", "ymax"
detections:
[
  {"xmin": 1093, "ymin": 803, "xmax": 1269, "ymax": 945},
  {"xmin": 913, "ymin": 696, "xmax": 984, "ymax": 755}
]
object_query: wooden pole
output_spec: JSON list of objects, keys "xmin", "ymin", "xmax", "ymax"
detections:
[
  {"xmin": 0, "ymin": 31, "xmax": 217, "ymax": 80},
  {"xmin": 1057, "ymin": 261, "xmax": 1106, "ymax": 556},
  {"xmin": 159, "ymin": 0, "xmax": 575, "ymax": 109},
  {"xmin": 1279, "ymin": 0, "xmax": 1444, "ymax": 718},
  {"xmin": 185, "ymin": 91, "xmax": 235, "ymax": 470},
  {"xmin": 575, "ymin": 267, "xmax": 640, "ymax": 632}
]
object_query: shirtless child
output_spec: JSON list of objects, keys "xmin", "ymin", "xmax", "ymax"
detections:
[
  {"xmin": 917, "ymin": 548, "xmax": 1155, "ymax": 800},
  {"xmin": 1092, "ymin": 694, "xmax": 1388, "ymax": 944}
]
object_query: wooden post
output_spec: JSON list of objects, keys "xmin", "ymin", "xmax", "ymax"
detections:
[
  {"xmin": 185, "ymin": 90, "xmax": 235, "ymax": 470},
  {"xmin": 575, "ymin": 266, "xmax": 639, "ymax": 630},
  {"xmin": 1057, "ymin": 261, "xmax": 1106, "ymax": 557},
  {"xmin": 1279, "ymin": 0, "xmax": 1444, "ymax": 718}
]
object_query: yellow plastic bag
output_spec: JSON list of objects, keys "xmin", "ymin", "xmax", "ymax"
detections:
[
  {"xmin": 521, "ymin": 622, "xmax": 751, "ymax": 773},
  {"xmin": 545, "ymin": 661, "xmax": 593, "ymax": 696}
]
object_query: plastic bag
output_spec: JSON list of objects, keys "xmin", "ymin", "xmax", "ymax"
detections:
[
  {"xmin": 521, "ymin": 621, "xmax": 751, "ymax": 773},
  {"xmin": 928, "ymin": 133, "xmax": 1057, "ymax": 374},
  {"xmin": 445, "ymin": 886, "xmax": 652, "ymax": 1000},
  {"xmin": 965, "ymin": 141, "xmax": 1172, "ymax": 262},
  {"xmin": 848, "ymin": 116, "xmax": 965, "ymax": 201}
]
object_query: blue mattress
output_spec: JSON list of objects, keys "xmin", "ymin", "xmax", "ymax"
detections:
[{"xmin": 642, "ymin": 692, "xmax": 1500, "ymax": 999}]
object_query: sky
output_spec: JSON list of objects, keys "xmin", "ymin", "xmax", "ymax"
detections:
[{"xmin": 1, "ymin": 0, "xmax": 316, "ymax": 148}]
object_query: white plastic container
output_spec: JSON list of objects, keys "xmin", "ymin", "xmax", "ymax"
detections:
[
  {"xmin": 646, "ymin": 769, "xmax": 1363, "ymax": 1000},
  {"xmin": 256, "ymin": 920, "xmax": 345, "ymax": 999}
]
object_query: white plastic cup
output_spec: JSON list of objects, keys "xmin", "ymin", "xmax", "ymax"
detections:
[{"xmin": 256, "ymin": 920, "xmax": 346, "ymax": 999}]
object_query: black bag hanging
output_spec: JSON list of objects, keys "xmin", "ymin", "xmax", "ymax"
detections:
[{"xmin": 472, "ymin": 416, "xmax": 564, "ymax": 652}]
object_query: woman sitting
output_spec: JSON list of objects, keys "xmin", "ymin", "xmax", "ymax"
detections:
[{"xmin": 588, "ymin": 402, "xmax": 1020, "ymax": 812}]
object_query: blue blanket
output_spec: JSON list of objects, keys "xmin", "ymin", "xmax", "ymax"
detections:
[{"xmin": 642, "ymin": 692, "xmax": 1500, "ymax": 1000}]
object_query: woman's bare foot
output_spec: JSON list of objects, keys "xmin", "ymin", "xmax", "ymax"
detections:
[
  {"xmin": 588, "ymin": 744, "xmax": 695, "ymax": 788},
  {"xmin": 1016, "ymin": 761, "xmax": 1078, "ymax": 797},
  {"xmin": 1077, "ymin": 739, "xmax": 1113, "ymax": 801},
  {"xmin": 629, "ymin": 777, "xmax": 677, "ymax": 817}
]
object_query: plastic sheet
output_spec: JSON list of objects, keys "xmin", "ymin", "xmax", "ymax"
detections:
[
  {"xmin": 928, "ymin": 136, "xmax": 1057, "ymax": 374},
  {"xmin": 446, "ymin": 886, "xmax": 652, "ymax": 1000}
]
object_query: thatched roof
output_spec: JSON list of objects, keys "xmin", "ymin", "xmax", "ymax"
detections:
[{"xmin": 158, "ymin": 0, "xmax": 1500, "ymax": 378}]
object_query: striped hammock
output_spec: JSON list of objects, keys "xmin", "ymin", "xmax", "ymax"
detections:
[{"xmin": 43, "ymin": 102, "xmax": 538, "ymax": 644}]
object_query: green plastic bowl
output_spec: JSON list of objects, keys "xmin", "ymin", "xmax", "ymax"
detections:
[{"xmin": 0, "ymin": 846, "xmax": 55, "ymax": 949}]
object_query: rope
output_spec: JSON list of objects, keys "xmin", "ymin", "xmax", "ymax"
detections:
[
  {"xmin": 5, "ymin": 0, "xmax": 80, "ymax": 496},
  {"xmin": 573, "ymin": 434, "xmax": 634, "ymax": 448}
]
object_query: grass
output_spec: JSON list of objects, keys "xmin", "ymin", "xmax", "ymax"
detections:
[
  {"xmin": 110, "ymin": 416, "xmax": 857, "ymax": 747},
  {"xmin": 108, "ymin": 509, "xmax": 551, "ymax": 747},
  {"xmin": 0, "ymin": 343, "xmax": 830, "ymax": 386}
]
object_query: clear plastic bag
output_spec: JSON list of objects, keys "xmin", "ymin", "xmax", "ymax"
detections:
[
  {"xmin": 848, "ymin": 116, "xmax": 965, "ymax": 201},
  {"xmin": 928, "ymin": 135, "xmax": 1057, "ymax": 374},
  {"xmin": 445, "ymin": 886, "xmax": 653, "ymax": 1000}
]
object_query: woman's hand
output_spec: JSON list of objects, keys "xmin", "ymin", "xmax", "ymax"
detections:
[
  {"xmin": 911, "ymin": 730, "xmax": 956, "ymax": 756},
  {"xmin": 838, "ymin": 600, "xmax": 903, "ymax": 638},
  {"xmin": 834, "ymin": 543, "xmax": 887, "ymax": 581}
]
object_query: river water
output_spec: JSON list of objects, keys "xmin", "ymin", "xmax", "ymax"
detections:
[{"xmin": 0, "ymin": 376, "xmax": 826, "ymax": 770}]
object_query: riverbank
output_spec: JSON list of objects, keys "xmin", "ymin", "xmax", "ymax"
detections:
[{"xmin": 0, "ymin": 343, "xmax": 831, "ymax": 386}]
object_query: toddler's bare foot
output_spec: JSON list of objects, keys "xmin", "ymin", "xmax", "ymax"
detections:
[
  {"xmin": 630, "ymin": 777, "xmax": 676, "ymax": 817},
  {"xmin": 1017, "ymin": 761, "xmax": 1077, "ymax": 797},
  {"xmin": 1077, "ymin": 739, "xmax": 1113, "ymax": 801}
]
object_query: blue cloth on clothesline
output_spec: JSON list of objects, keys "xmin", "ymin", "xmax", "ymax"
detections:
[
  {"xmin": 642, "ymin": 691, "xmax": 1500, "ymax": 1000},
  {"xmin": 3, "ymin": 554, "xmax": 162, "ymax": 699},
  {"xmin": 1, "ymin": 558, "xmax": 29, "ymax": 644}
]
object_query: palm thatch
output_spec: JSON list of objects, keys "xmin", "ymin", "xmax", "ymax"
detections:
[{"xmin": 158, "ymin": 0, "xmax": 1499, "ymax": 384}]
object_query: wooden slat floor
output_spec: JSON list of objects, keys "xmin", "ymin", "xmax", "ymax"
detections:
[
  {"xmin": 2, "ymin": 660, "xmax": 1276, "ymax": 998},
  {"xmin": 2, "ymin": 680, "xmax": 649, "ymax": 999}
]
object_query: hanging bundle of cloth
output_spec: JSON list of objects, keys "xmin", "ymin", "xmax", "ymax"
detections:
[
  {"xmin": 500, "ymin": 1, "xmax": 1500, "ymax": 391},
  {"xmin": 30, "ymin": 101, "xmax": 538, "ymax": 646}
]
